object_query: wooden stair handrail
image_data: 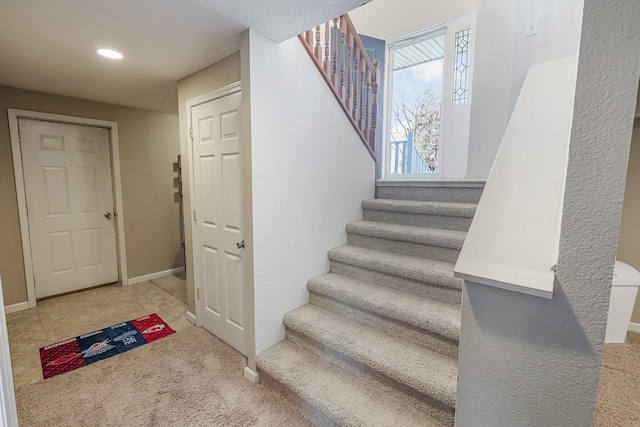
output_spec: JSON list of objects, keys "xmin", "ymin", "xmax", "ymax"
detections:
[{"xmin": 299, "ymin": 13, "xmax": 379, "ymax": 160}]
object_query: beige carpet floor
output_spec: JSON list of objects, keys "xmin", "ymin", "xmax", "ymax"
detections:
[
  {"xmin": 16, "ymin": 325, "xmax": 311, "ymax": 427},
  {"xmin": 595, "ymin": 331, "xmax": 640, "ymax": 426},
  {"xmin": 16, "ymin": 323, "xmax": 639, "ymax": 426}
]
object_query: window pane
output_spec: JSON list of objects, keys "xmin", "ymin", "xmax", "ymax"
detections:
[
  {"xmin": 452, "ymin": 28, "xmax": 471, "ymax": 105},
  {"xmin": 390, "ymin": 35, "xmax": 443, "ymax": 174}
]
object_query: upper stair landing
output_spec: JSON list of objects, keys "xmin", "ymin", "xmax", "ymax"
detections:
[{"xmin": 376, "ymin": 181, "xmax": 485, "ymax": 204}]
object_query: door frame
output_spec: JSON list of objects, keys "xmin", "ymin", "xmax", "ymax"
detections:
[
  {"xmin": 8, "ymin": 109, "xmax": 128, "ymax": 308},
  {"xmin": 384, "ymin": 24, "xmax": 447, "ymax": 180},
  {"xmin": 184, "ymin": 81, "xmax": 242, "ymax": 329},
  {"xmin": 0, "ymin": 277, "xmax": 18, "ymax": 427},
  {"xmin": 381, "ymin": 9, "xmax": 476, "ymax": 181}
]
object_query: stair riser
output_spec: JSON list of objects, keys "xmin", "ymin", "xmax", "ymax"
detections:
[
  {"xmin": 376, "ymin": 186, "xmax": 483, "ymax": 204},
  {"xmin": 285, "ymin": 327, "xmax": 455, "ymax": 425},
  {"xmin": 328, "ymin": 252, "xmax": 463, "ymax": 290},
  {"xmin": 363, "ymin": 209, "xmax": 473, "ymax": 231},
  {"xmin": 330, "ymin": 261, "xmax": 462, "ymax": 305},
  {"xmin": 258, "ymin": 369, "xmax": 341, "ymax": 427},
  {"xmin": 347, "ymin": 234, "xmax": 461, "ymax": 263},
  {"xmin": 310, "ymin": 292, "xmax": 458, "ymax": 358}
]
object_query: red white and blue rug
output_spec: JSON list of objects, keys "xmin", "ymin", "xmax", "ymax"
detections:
[{"xmin": 39, "ymin": 313, "xmax": 175, "ymax": 379}]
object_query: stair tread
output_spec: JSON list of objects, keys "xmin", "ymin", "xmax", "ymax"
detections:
[
  {"xmin": 258, "ymin": 340, "xmax": 449, "ymax": 427},
  {"xmin": 329, "ymin": 245, "xmax": 463, "ymax": 289},
  {"xmin": 363, "ymin": 199, "xmax": 477, "ymax": 217},
  {"xmin": 285, "ymin": 304, "xmax": 458, "ymax": 408},
  {"xmin": 346, "ymin": 220, "xmax": 466, "ymax": 249},
  {"xmin": 309, "ymin": 273, "xmax": 460, "ymax": 341}
]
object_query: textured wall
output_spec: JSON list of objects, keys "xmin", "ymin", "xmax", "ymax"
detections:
[
  {"xmin": 194, "ymin": 0, "xmax": 364, "ymax": 42},
  {"xmin": 177, "ymin": 52, "xmax": 242, "ymax": 316},
  {"xmin": 246, "ymin": 30, "xmax": 375, "ymax": 356},
  {"xmin": 455, "ymin": 1, "xmax": 640, "ymax": 426},
  {"xmin": 0, "ymin": 86, "xmax": 182, "ymax": 306}
]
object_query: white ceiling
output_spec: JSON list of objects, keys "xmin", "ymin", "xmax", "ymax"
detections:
[
  {"xmin": 0, "ymin": 0, "xmax": 365, "ymax": 114},
  {"xmin": 194, "ymin": 0, "xmax": 369, "ymax": 43}
]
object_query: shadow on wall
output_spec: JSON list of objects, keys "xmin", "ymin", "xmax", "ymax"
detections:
[
  {"xmin": 465, "ymin": 277, "xmax": 594, "ymax": 354},
  {"xmin": 173, "ymin": 251, "xmax": 185, "ymax": 270},
  {"xmin": 173, "ymin": 155, "xmax": 186, "ymax": 270}
]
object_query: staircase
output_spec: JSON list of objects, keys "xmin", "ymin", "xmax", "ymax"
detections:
[{"xmin": 257, "ymin": 181, "xmax": 484, "ymax": 426}]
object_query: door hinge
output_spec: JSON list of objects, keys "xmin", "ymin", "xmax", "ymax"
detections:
[
  {"xmin": 190, "ymin": 127, "xmax": 193, "ymax": 141},
  {"xmin": 193, "ymin": 210, "xmax": 197, "ymax": 222},
  {"xmin": 197, "ymin": 288, "xmax": 201, "ymax": 299}
]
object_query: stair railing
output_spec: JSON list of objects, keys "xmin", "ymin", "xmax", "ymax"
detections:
[
  {"xmin": 389, "ymin": 132, "xmax": 432, "ymax": 174},
  {"xmin": 299, "ymin": 14, "xmax": 379, "ymax": 158}
]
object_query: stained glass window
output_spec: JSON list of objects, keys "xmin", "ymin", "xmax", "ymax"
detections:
[{"xmin": 452, "ymin": 28, "xmax": 471, "ymax": 105}]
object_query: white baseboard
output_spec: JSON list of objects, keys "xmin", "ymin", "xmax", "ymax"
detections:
[
  {"xmin": 244, "ymin": 366, "xmax": 260, "ymax": 384},
  {"xmin": 629, "ymin": 322, "xmax": 640, "ymax": 333},
  {"xmin": 186, "ymin": 311, "xmax": 196, "ymax": 325},
  {"xmin": 465, "ymin": 173, "xmax": 489, "ymax": 181},
  {"xmin": 4, "ymin": 302, "xmax": 29, "ymax": 314},
  {"xmin": 127, "ymin": 267, "xmax": 186, "ymax": 285}
]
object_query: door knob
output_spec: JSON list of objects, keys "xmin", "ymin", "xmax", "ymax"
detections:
[
  {"xmin": 236, "ymin": 240, "xmax": 245, "ymax": 249},
  {"xmin": 104, "ymin": 212, "xmax": 112, "ymax": 220}
]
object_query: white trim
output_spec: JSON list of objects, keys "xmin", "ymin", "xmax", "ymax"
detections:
[
  {"xmin": 108, "ymin": 123, "xmax": 129, "ymax": 287},
  {"xmin": 388, "ymin": 22, "xmax": 447, "ymax": 46},
  {"xmin": 465, "ymin": 173, "xmax": 489, "ymax": 181},
  {"xmin": 185, "ymin": 311, "xmax": 196, "ymax": 325},
  {"xmin": 7, "ymin": 109, "xmax": 128, "ymax": 307},
  {"xmin": 455, "ymin": 270, "xmax": 554, "ymax": 299},
  {"xmin": 243, "ymin": 366, "xmax": 260, "ymax": 384},
  {"xmin": 127, "ymin": 267, "xmax": 186, "ymax": 285},
  {"xmin": 384, "ymin": 27, "xmax": 445, "ymax": 181},
  {"xmin": 185, "ymin": 81, "xmax": 242, "ymax": 328},
  {"xmin": 0, "ymin": 277, "xmax": 18, "ymax": 427},
  {"xmin": 8, "ymin": 113, "xmax": 36, "ymax": 309},
  {"xmin": 3, "ymin": 302, "xmax": 29, "ymax": 315},
  {"xmin": 629, "ymin": 322, "xmax": 640, "ymax": 333}
]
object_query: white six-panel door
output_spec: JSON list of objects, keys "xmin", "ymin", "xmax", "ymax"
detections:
[
  {"xmin": 19, "ymin": 119, "xmax": 119, "ymax": 298},
  {"xmin": 190, "ymin": 89, "xmax": 246, "ymax": 355}
]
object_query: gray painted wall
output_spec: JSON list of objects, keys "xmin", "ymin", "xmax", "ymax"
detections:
[
  {"xmin": 455, "ymin": 1, "xmax": 640, "ymax": 426},
  {"xmin": 360, "ymin": 34, "xmax": 386, "ymax": 154},
  {"xmin": 465, "ymin": 0, "xmax": 583, "ymax": 179}
]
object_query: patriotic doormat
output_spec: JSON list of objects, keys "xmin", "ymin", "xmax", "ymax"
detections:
[{"xmin": 39, "ymin": 313, "xmax": 175, "ymax": 379}]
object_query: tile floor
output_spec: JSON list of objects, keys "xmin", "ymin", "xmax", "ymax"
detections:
[{"xmin": 6, "ymin": 274, "xmax": 190, "ymax": 388}]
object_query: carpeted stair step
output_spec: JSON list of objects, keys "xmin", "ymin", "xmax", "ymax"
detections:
[
  {"xmin": 346, "ymin": 220, "xmax": 466, "ymax": 263},
  {"xmin": 283, "ymin": 304, "xmax": 458, "ymax": 424},
  {"xmin": 376, "ymin": 180, "xmax": 484, "ymax": 203},
  {"xmin": 308, "ymin": 273, "xmax": 460, "ymax": 357},
  {"xmin": 362, "ymin": 199, "xmax": 476, "ymax": 231},
  {"xmin": 329, "ymin": 245, "xmax": 462, "ymax": 304},
  {"xmin": 257, "ymin": 340, "xmax": 450, "ymax": 427}
]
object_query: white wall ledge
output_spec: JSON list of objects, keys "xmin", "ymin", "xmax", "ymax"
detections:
[
  {"xmin": 454, "ymin": 264, "xmax": 554, "ymax": 299},
  {"xmin": 454, "ymin": 55, "xmax": 578, "ymax": 299}
]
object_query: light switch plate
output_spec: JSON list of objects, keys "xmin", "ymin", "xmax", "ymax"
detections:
[{"xmin": 525, "ymin": 18, "xmax": 539, "ymax": 37}]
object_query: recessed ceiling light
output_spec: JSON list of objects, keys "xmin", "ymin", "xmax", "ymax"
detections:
[{"xmin": 96, "ymin": 48, "xmax": 123, "ymax": 60}]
